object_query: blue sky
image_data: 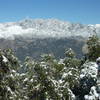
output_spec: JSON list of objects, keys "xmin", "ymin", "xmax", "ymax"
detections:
[{"xmin": 0, "ymin": 0, "xmax": 100, "ymax": 24}]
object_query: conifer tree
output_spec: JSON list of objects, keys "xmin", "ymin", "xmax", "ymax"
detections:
[{"xmin": 86, "ymin": 35, "xmax": 100, "ymax": 61}]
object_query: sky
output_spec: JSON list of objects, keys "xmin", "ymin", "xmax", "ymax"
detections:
[{"xmin": 0, "ymin": 0, "xmax": 100, "ymax": 24}]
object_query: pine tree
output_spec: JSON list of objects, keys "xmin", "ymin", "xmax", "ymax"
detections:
[
  {"xmin": 86, "ymin": 35, "xmax": 100, "ymax": 61},
  {"xmin": 0, "ymin": 49, "xmax": 21, "ymax": 100}
]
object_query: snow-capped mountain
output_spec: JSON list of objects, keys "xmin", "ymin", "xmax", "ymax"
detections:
[
  {"xmin": 0, "ymin": 18, "xmax": 100, "ymax": 40},
  {"xmin": 0, "ymin": 18, "xmax": 100, "ymax": 61}
]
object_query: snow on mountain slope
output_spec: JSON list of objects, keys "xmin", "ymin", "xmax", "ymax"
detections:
[
  {"xmin": 95, "ymin": 24, "xmax": 100, "ymax": 28},
  {"xmin": 0, "ymin": 19, "xmax": 99, "ymax": 40}
]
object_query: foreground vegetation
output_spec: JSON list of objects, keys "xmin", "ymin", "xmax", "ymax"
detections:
[{"xmin": 0, "ymin": 35, "xmax": 100, "ymax": 100}]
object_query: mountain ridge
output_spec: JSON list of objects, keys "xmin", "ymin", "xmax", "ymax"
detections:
[
  {"xmin": 0, "ymin": 18, "xmax": 99, "ymax": 61},
  {"xmin": 0, "ymin": 18, "xmax": 99, "ymax": 40}
]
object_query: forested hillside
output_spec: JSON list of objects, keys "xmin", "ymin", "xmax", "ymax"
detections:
[{"xmin": 0, "ymin": 37, "xmax": 84, "ymax": 61}]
